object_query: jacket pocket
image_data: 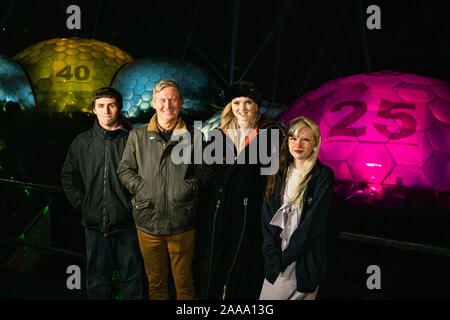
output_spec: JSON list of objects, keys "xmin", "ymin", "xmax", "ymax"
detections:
[
  {"xmin": 170, "ymin": 197, "xmax": 197, "ymax": 232},
  {"xmin": 296, "ymin": 240, "xmax": 325, "ymax": 292},
  {"xmin": 80, "ymin": 193, "xmax": 87, "ymax": 212},
  {"xmin": 135, "ymin": 180, "xmax": 156, "ymax": 204},
  {"xmin": 131, "ymin": 197, "xmax": 155, "ymax": 230},
  {"xmin": 131, "ymin": 197, "xmax": 152, "ymax": 210},
  {"xmin": 172, "ymin": 198, "xmax": 195, "ymax": 211},
  {"xmin": 81, "ymin": 193, "xmax": 100, "ymax": 227},
  {"xmin": 173, "ymin": 180, "xmax": 196, "ymax": 203},
  {"xmin": 296, "ymin": 252, "xmax": 316, "ymax": 292}
]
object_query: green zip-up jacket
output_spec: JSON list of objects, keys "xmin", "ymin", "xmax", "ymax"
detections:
[{"xmin": 117, "ymin": 114, "xmax": 213, "ymax": 235}]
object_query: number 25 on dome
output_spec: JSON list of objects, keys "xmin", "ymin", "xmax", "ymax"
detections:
[{"xmin": 326, "ymin": 99, "xmax": 417, "ymax": 140}]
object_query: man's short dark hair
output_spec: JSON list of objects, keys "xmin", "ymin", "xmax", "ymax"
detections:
[{"xmin": 92, "ymin": 87, "xmax": 123, "ymax": 110}]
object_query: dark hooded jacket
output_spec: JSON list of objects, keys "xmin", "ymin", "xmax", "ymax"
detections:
[
  {"xmin": 61, "ymin": 119, "xmax": 134, "ymax": 235},
  {"xmin": 196, "ymin": 114, "xmax": 284, "ymax": 300}
]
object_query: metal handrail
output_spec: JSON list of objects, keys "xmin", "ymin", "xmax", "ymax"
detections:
[
  {"xmin": 337, "ymin": 231, "xmax": 450, "ymax": 257},
  {"xmin": 0, "ymin": 178, "xmax": 82, "ymax": 262},
  {"xmin": 0, "ymin": 236, "xmax": 86, "ymax": 260},
  {"xmin": 0, "ymin": 178, "xmax": 449, "ymax": 258},
  {"xmin": 1, "ymin": 230, "xmax": 449, "ymax": 262},
  {"xmin": 0, "ymin": 178, "xmax": 63, "ymax": 194}
]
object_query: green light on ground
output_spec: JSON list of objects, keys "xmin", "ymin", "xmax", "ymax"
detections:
[
  {"xmin": 19, "ymin": 233, "xmax": 25, "ymax": 239},
  {"xmin": 24, "ymin": 189, "xmax": 30, "ymax": 196},
  {"xmin": 42, "ymin": 205, "xmax": 50, "ymax": 215},
  {"xmin": 0, "ymin": 165, "xmax": 3, "ymax": 171},
  {"xmin": 112, "ymin": 270, "xmax": 122, "ymax": 300},
  {"xmin": 112, "ymin": 270, "xmax": 120, "ymax": 281}
]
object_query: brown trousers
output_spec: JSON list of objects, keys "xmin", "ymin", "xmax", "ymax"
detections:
[{"xmin": 137, "ymin": 229, "xmax": 195, "ymax": 300}]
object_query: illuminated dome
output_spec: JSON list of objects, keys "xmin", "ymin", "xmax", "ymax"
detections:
[
  {"xmin": 0, "ymin": 55, "xmax": 35, "ymax": 111},
  {"xmin": 13, "ymin": 37, "xmax": 133, "ymax": 114},
  {"xmin": 111, "ymin": 57, "xmax": 222, "ymax": 120},
  {"xmin": 279, "ymin": 70, "xmax": 450, "ymax": 192},
  {"xmin": 201, "ymin": 111, "xmax": 221, "ymax": 136}
]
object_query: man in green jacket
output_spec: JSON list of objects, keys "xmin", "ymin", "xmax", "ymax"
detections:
[
  {"xmin": 61, "ymin": 87, "xmax": 143, "ymax": 300},
  {"xmin": 117, "ymin": 79, "xmax": 212, "ymax": 300}
]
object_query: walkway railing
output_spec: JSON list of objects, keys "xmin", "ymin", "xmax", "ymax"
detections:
[{"xmin": 0, "ymin": 177, "xmax": 449, "ymax": 264}]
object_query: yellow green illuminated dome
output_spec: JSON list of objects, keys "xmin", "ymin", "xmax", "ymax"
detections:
[{"xmin": 13, "ymin": 37, "xmax": 133, "ymax": 114}]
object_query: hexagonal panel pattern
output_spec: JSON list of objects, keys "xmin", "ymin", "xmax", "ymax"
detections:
[
  {"xmin": 111, "ymin": 57, "xmax": 222, "ymax": 120},
  {"xmin": 423, "ymin": 153, "xmax": 450, "ymax": 192},
  {"xmin": 13, "ymin": 37, "xmax": 133, "ymax": 114},
  {"xmin": 201, "ymin": 111, "xmax": 221, "ymax": 137},
  {"xmin": 347, "ymin": 143, "xmax": 396, "ymax": 184},
  {"xmin": 425, "ymin": 121, "xmax": 450, "ymax": 154},
  {"xmin": 0, "ymin": 55, "xmax": 35, "ymax": 110},
  {"xmin": 279, "ymin": 70, "xmax": 450, "ymax": 191}
]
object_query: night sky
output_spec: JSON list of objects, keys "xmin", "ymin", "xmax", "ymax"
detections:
[{"xmin": 1, "ymin": 0, "xmax": 449, "ymax": 105}]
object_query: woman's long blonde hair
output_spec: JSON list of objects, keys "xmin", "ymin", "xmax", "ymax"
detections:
[
  {"xmin": 219, "ymin": 101, "xmax": 261, "ymax": 148},
  {"xmin": 265, "ymin": 116, "xmax": 322, "ymax": 212}
]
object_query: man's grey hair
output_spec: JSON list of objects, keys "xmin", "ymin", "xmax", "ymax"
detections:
[{"xmin": 152, "ymin": 79, "xmax": 183, "ymax": 102}]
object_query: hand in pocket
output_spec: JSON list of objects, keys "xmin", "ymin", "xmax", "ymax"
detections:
[
  {"xmin": 174, "ymin": 180, "xmax": 195, "ymax": 202},
  {"xmin": 135, "ymin": 180, "xmax": 153, "ymax": 202}
]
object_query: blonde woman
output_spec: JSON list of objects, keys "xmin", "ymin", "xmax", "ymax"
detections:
[
  {"xmin": 259, "ymin": 116, "xmax": 334, "ymax": 300},
  {"xmin": 196, "ymin": 81, "xmax": 284, "ymax": 300}
]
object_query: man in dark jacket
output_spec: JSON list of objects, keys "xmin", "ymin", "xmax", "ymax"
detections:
[
  {"xmin": 117, "ymin": 79, "xmax": 212, "ymax": 300},
  {"xmin": 61, "ymin": 87, "xmax": 143, "ymax": 300}
]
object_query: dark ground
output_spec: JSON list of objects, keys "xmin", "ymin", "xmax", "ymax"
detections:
[{"xmin": 0, "ymin": 232, "xmax": 449, "ymax": 300}]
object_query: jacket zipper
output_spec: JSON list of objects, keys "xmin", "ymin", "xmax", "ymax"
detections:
[
  {"xmin": 222, "ymin": 197, "xmax": 248, "ymax": 300},
  {"xmin": 206, "ymin": 199, "xmax": 221, "ymax": 298},
  {"xmin": 103, "ymin": 138, "xmax": 109, "ymax": 236},
  {"xmin": 163, "ymin": 140, "xmax": 168, "ymax": 234},
  {"xmin": 156, "ymin": 139, "xmax": 169, "ymax": 234}
]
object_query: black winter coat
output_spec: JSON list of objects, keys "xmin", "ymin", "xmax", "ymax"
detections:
[
  {"xmin": 262, "ymin": 161, "xmax": 334, "ymax": 293},
  {"xmin": 61, "ymin": 120, "xmax": 134, "ymax": 234},
  {"xmin": 196, "ymin": 114, "xmax": 284, "ymax": 300}
]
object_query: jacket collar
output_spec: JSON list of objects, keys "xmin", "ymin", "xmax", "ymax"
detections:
[
  {"xmin": 92, "ymin": 118, "xmax": 129, "ymax": 137},
  {"xmin": 271, "ymin": 160, "xmax": 323, "ymax": 207},
  {"xmin": 309, "ymin": 160, "xmax": 322, "ymax": 179},
  {"xmin": 116, "ymin": 118, "xmax": 133, "ymax": 132},
  {"xmin": 147, "ymin": 113, "xmax": 188, "ymax": 137}
]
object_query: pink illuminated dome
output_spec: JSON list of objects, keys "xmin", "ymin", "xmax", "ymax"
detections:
[{"xmin": 279, "ymin": 70, "xmax": 450, "ymax": 192}]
